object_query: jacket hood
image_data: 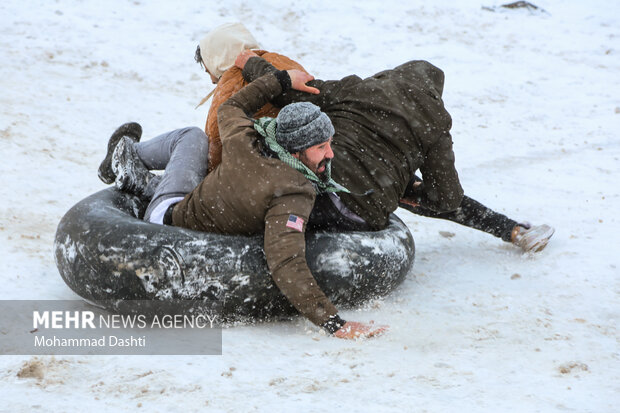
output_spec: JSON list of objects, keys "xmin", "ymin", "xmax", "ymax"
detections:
[{"xmin": 199, "ymin": 22, "xmax": 260, "ymax": 79}]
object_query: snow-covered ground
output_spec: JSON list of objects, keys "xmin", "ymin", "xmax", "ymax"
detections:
[{"xmin": 1, "ymin": 0, "xmax": 619, "ymax": 411}]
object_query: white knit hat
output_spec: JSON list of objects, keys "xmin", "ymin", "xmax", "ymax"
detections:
[{"xmin": 199, "ymin": 22, "xmax": 260, "ymax": 79}]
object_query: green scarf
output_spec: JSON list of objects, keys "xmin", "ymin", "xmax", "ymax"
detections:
[{"xmin": 253, "ymin": 117, "xmax": 349, "ymax": 194}]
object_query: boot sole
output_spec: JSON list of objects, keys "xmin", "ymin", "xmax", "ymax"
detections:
[
  {"xmin": 525, "ymin": 226, "xmax": 555, "ymax": 252},
  {"xmin": 98, "ymin": 122, "xmax": 142, "ymax": 184}
]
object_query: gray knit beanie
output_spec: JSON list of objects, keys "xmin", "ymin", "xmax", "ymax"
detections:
[{"xmin": 275, "ymin": 102, "xmax": 335, "ymax": 153}]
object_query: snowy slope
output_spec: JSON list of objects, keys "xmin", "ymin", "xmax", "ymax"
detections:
[{"xmin": 1, "ymin": 0, "xmax": 618, "ymax": 411}]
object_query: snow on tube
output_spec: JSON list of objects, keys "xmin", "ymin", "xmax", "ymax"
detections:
[{"xmin": 54, "ymin": 188, "xmax": 415, "ymax": 322}]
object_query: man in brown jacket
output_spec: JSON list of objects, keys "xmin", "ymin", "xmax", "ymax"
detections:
[{"xmin": 100, "ymin": 68, "xmax": 386, "ymax": 339}]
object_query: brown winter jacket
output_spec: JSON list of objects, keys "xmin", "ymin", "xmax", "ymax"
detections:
[
  {"xmin": 242, "ymin": 57, "xmax": 464, "ymax": 230},
  {"xmin": 204, "ymin": 50, "xmax": 307, "ymax": 172},
  {"xmin": 173, "ymin": 73, "xmax": 338, "ymax": 326}
]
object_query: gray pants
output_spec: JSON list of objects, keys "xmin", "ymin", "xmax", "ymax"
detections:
[{"xmin": 136, "ymin": 127, "xmax": 209, "ymax": 221}]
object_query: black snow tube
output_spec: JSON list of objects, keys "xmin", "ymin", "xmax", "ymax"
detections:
[{"xmin": 54, "ymin": 188, "xmax": 415, "ymax": 322}]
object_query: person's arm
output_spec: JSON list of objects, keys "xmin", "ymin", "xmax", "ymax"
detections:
[
  {"xmin": 217, "ymin": 70, "xmax": 291, "ymax": 141},
  {"xmin": 264, "ymin": 192, "xmax": 388, "ymax": 338},
  {"xmin": 237, "ymin": 54, "xmax": 360, "ymax": 110},
  {"xmin": 414, "ymin": 132, "xmax": 464, "ymax": 212},
  {"xmin": 235, "ymin": 49, "xmax": 320, "ymax": 95},
  {"xmin": 263, "ymin": 191, "xmax": 339, "ymax": 326}
]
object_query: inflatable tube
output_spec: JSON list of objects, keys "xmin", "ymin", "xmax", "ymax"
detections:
[{"xmin": 54, "ymin": 188, "xmax": 415, "ymax": 322}]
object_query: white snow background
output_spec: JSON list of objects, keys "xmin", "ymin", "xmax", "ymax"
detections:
[{"xmin": 1, "ymin": 0, "xmax": 619, "ymax": 411}]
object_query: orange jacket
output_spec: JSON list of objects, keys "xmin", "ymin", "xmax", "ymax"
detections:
[{"xmin": 204, "ymin": 50, "xmax": 307, "ymax": 172}]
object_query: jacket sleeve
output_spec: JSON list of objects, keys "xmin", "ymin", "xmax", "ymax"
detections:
[
  {"xmin": 242, "ymin": 56, "xmax": 357, "ymax": 111},
  {"xmin": 416, "ymin": 131, "xmax": 464, "ymax": 212},
  {"xmin": 263, "ymin": 191, "xmax": 339, "ymax": 326},
  {"xmin": 217, "ymin": 73, "xmax": 284, "ymax": 142}
]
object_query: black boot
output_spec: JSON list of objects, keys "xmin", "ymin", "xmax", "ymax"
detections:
[
  {"xmin": 98, "ymin": 122, "xmax": 142, "ymax": 184},
  {"xmin": 111, "ymin": 136, "xmax": 153, "ymax": 198}
]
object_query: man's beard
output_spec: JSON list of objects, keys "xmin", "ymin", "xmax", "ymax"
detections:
[{"xmin": 317, "ymin": 159, "xmax": 331, "ymax": 182}]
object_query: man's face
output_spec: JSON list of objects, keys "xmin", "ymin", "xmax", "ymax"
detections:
[
  {"xmin": 293, "ymin": 138, "xmax": 334, "ymax": 177},
  {"xmin": 200, "ymin": 60, "xmax": 219, "ymax": 84}
]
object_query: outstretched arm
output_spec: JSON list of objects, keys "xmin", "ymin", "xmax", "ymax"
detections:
[
  {"xmin": 263, "ymin": 192, "xmax": 339, "ymax": 326},
  {"xmin": 264, "ymin": 193, "xmax": 388, "ymax": 338}
]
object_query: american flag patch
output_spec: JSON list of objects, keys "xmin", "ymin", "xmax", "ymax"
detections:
[{"xmin": 286, "ymin": 215, "xmax": 304, "ymax": 232}]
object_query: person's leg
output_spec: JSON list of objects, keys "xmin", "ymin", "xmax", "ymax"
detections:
[
  {"xmin": 399, "ymin": 175, "xmax": 554, "ymax": 251},
  {"xmin": 135, "ymin": 127, "xmax": 209, "ymax": 221},
  {"xmin": 400, "ymin": 194, "xmax": 518, "ymax": 241},
  {"xmin": 400, "ymin": 174, "xmax": 518, "ymax": 240}
]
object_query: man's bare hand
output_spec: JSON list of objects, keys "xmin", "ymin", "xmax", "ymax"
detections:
[
  {"xmin": 234, "ymin": 53, "xmax": 318, "ymax": 94},
  {"xmin": 287, "ymin": 69, "xmax": 320, "ymax": 95},
  {"xmin": 235, "ymin": 49, "xmax": 259, "ymax": 70},
  {"xmin": 333, "ymin": 321, "xmax": 388, "ymax": 339}
]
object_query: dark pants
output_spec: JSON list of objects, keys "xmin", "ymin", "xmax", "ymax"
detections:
[
  {"xmin": 309, "ymin": 176, "xmax": 518, "ymax": 241},
  {"xmin": 400, "ymin": 176, "xmax": 518, "ymax": 242}
]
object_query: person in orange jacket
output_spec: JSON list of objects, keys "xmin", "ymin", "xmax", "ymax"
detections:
[{"xmin": 195, "ymin": 22, "xmax": 309, "ymax": 173}]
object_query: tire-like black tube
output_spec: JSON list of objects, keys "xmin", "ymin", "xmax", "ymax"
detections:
[{"xmin": 54, "ymin": 188, "xmax": 415, "ymax": 322}]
